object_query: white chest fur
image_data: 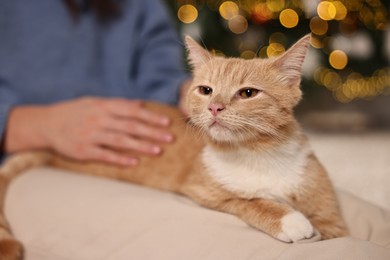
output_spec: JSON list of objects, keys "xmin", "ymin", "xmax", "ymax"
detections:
[{"xmin": 202, "ymin": 140, "xmax": 311, "ymax": 200}]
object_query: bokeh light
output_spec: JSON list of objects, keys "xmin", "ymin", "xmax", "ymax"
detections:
[
  {"xmin": 240, "ymin": 50, "xmax": 256, "ymax": 59},
  {"xmin": 251, "ymin": 3, "xmax": 273, "ymax": 23},
  {"xmin": 266, "ymin": 0, "xmax": 285, "ymax": 13},
  {"xmin": 279, "ymin": 9, "xmax": 299, "ymax": 28},
  {"xmin": 267, "ymin": 43, "xmax": 285, "ymax": 57},
  {"xmin": 344, "ymin": 0, "xmax": 363, "ymax": 12},
  {"xmin": 374, "ymin": 7, "xmax": 388, "ymax": 30},
  {"xmin": 228, "ymin": 15, "xmax": 248, "ymax": 34},
  {"xmin": 219, "ymin": 1, "xmax": 239, "ymax": 20},
  {"xmin": 259, "ymin": 46, "xmax": 268, "ymax": 58},
  {"xmin": 310, "ymin": 16, "xmax": 328, "ymax": 35},
  {"xmin": 359, "ymin": 7, "xmax": 373, "ymax": 26},
  {"xmin": 317, "ymin": 1, "xmax": 336, "ymax": 21},
  {"xmin": 177, "ymin": 4, "xmax": 198, "ymax": 24},
  {"xmin": 314, "ymin": 66, "xmax": 390, "ymax": 103},
  {"xmin": 333, "ymin": 1, "xmax": 348, "ymax": 21},
  {"xmin": 329, "ymin": 50, "xmax": 348, "ymax": 70}
]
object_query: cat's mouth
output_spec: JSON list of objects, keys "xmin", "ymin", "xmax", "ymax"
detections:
[{"xmin": 209, "ymin": 119, "xmax": 227, "ymax": 129}]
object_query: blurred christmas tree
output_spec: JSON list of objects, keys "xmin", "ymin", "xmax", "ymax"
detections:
[{"xmin": 165, "ymin": 0, "xmax": 389, "ymax": 107}]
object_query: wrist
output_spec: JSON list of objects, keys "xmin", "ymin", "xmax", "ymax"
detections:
[{"xmin": 4, "ymin": 105, "xmax": 52, "ymax": 153}]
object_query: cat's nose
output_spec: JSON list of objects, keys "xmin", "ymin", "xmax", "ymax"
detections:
[{"xmin": 208, "ymin": 103, "xmax": 225, "ymax": 116}]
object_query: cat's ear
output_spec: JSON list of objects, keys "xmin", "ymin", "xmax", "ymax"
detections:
[
  {"xmin": 185, "ymin": 35, "xmax": 212, "ymax": 69},
  {"xmin": 272, "ymin": 34, "xmax": 311, "ymax": 85}
]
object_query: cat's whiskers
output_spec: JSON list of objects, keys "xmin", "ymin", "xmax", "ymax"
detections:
[
  {"xmin": 221, "ymin": 114, "xmax": 278, "ymax": 137},
  {"xmin": 188, "ymin": 114, "xmax": 211, "ymax": 139},
  {"xmin": 188, "ymin": 106, "xmax": 292, "ymax": 146}
]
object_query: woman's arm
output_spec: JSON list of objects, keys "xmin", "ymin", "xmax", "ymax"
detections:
[{"xmin": 131, "ymin": 0, "xmax": 190, "ymax": 105}]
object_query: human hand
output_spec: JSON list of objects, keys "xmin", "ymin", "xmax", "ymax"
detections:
[{"xmin": 5, "ymin": 97, "xmax": 173, "ymax": 166}]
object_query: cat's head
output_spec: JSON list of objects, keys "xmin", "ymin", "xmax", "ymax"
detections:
[{"xmin": 185, "ymin": 34, "xmax": 310, "ymax": 145}]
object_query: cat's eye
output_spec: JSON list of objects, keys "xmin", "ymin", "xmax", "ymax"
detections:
[
  {"xmin": 238, "ymin": 88, "xmax": 260, "ymax": 99},
  {"xmin": 198, "ymin": 86, "xmax": 213, "ymax": 95}
]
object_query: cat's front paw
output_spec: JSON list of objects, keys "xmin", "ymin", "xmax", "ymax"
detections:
[{"xmin": 276, "ymin": 211, "xmax": 314, "ymax": 243}]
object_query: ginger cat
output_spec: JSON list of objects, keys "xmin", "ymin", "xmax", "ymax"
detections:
[{"xmin": 0, "ymin": 34, "xmax": 347, "ymax": 259}]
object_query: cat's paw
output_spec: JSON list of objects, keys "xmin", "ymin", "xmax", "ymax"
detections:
[{"xmin": 276, "ymin": 211, "xmax": 314, "ymax": 243}]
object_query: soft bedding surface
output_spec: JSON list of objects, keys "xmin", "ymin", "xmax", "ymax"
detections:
[
  {"xmin": 308, "ymin": 132, "xmax": 390, "ymax": 211},
  {"xmin": 5, "ymin": 167, "xmax": 390, "ymax": 260}
]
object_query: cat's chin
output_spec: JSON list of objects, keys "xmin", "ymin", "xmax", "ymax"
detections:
[{"xmin": 207, "ymin": 124, "xmax": 239, "ymax": 143}]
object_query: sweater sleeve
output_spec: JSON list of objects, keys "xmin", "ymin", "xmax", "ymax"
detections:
[
  {"xmin": 132, "ymin": 0, "xmax": 189, "ymax": 105},
  {"xmin": 0, "ymin": 77, "xmax": 19, "ymax": 164},
  {"xmin": 0, "ymin": 102, "xmax": 15, "ymax": 164}
]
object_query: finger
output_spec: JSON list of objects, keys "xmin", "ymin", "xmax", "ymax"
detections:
[
  {"xmin": 104, "ymin": 117, "xmax": 173, "ymax": 143},
  {"xmin": 96, "ymin": 131, "xmax": 162, "ymax": 156},
  {"xmin": 136, "ymin": 106, "xmax": 171, "ymax": 127},
  {"xmin": 84, "ymin": 146, "xmax": 139, "ymax": 166},
  {"xmin": 104, "ymin": 99, "xmax": 170, "ymax": 127}
]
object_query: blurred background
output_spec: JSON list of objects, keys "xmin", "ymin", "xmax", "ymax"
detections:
[{"xmin": 164, "ymin": 0, "xmax": 390, "ymax": 132}]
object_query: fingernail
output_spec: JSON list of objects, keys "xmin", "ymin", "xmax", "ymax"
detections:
[
  {"xmin": 160, "ymin": 117, "xmax": 170, "ymax": 126},
  {"xmin": 151, "ymin": 146, "xmax": 161, "ymax": 154},
  {"xmin": 163, "ymin": 134, "xmax": 173, "ymax": 142}
]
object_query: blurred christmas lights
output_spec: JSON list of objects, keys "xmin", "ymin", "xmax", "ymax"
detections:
[
  {"xmin": 219, "ymin": 1, "xmax": 239, "ymax": 20},
  {"xmin": 329, "ymin": 50, "xmax": 348, "ymax": 70},
  {"xmin": 310, "ymin": 16, "xmax": 328, "ymax": 35},
  {"xmin": 317, "ymin": 1, "xmax": 337, "ymax": 20},
  {"xmin": 279, "ymin": 9, "xmax": 299, "ymax": 28},
  {"xmin": 175, "ymin": 0, "xmax": 389, "ymax": 103},
  {"xmin": 177, "ymin": 4, "xmax": 198, "ymax": 24},
  {"xmin": 228, "ymin": 15, "xmax": 249, "ymax": 34}
]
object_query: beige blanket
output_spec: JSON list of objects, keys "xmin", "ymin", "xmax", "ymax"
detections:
[{"xmin": 5, "ymin": 167, "xmax": 390, "ymax": 260}]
